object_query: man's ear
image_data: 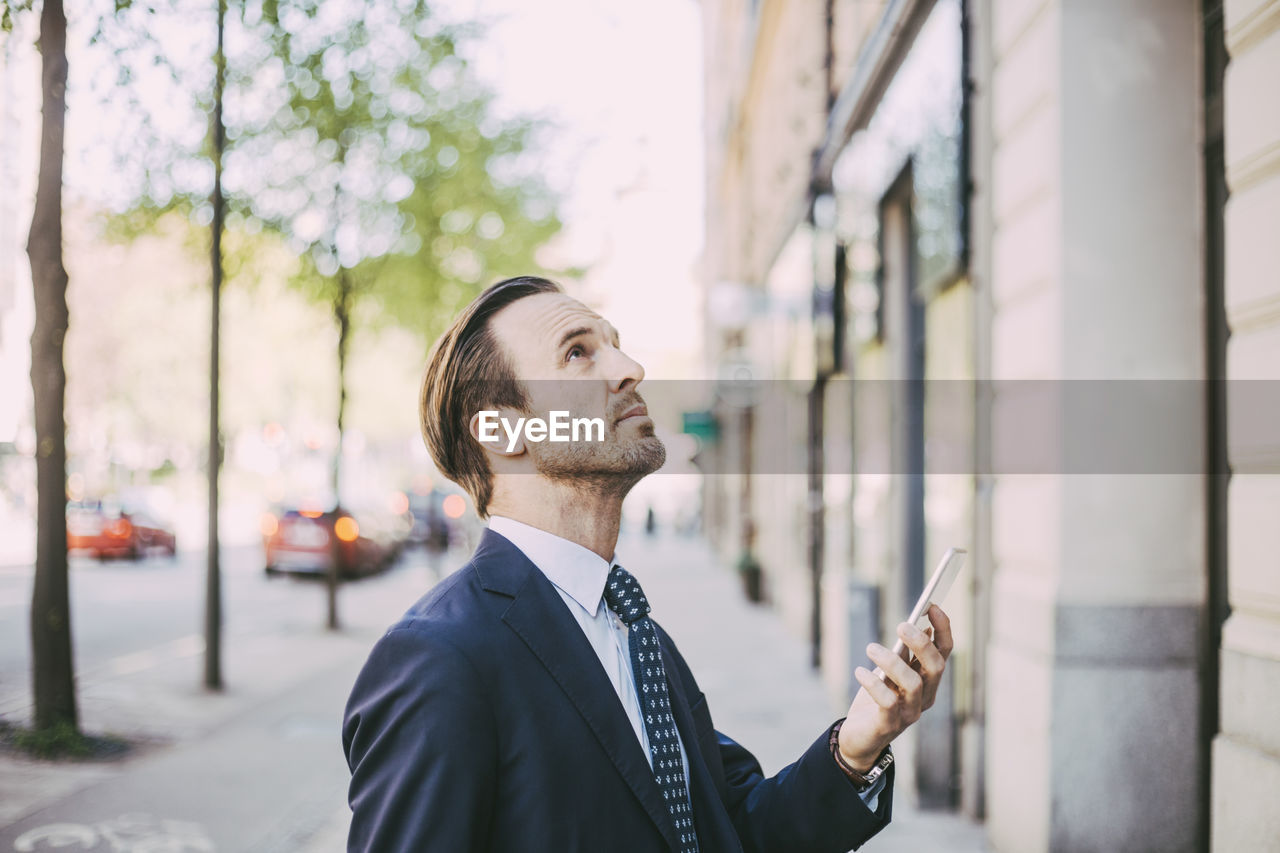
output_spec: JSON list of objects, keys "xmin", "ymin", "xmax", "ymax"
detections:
[{"xmin": 469, "ymin": 408, "xmax": 526, "ymax": 457}]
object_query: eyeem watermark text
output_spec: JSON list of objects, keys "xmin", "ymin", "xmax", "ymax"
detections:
[{"xmin": 476, "ymin": 410, "xmax": 606, "ymax": 452}]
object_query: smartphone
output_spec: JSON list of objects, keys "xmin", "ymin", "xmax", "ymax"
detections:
[{"xmin": 882, "ymin": 547, "xmax": 966, "ymax": 672}]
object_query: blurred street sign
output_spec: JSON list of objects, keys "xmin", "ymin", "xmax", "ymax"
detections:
[{"xmin": 681, "ymin": 410, "xmax": 719, "ymax": 443}]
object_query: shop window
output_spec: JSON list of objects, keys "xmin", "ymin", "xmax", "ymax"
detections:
[{"xmin": 832, "ymin": 0, "xmax": 966, "ymax": 349}]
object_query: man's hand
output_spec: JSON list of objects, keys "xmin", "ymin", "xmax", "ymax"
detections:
[{"xmin": 837, "ymin": 604, "xmax": 953, "ymax": 772}]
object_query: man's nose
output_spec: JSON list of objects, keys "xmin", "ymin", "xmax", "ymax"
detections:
[{"xmin": 604, "ymin": 347, "xmax": 645, "ymax": 393}]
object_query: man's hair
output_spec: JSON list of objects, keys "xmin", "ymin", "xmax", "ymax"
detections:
[{"xmin": 419, "ymin": 275, "xmax": 564, "ymax": 517}]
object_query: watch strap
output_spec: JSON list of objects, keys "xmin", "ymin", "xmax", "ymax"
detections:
[{"xmin": 828, "ymin": 718, "xmax": 894, "ymax": 792}]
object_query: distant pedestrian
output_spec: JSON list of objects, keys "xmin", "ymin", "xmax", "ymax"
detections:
[
  {"xmin": 343, "ymin": 276, "xmax": 952, "ymax": 852},
  {"xmin": 646, "ymin": 505, "xmax": 658, "ymax": 536}
]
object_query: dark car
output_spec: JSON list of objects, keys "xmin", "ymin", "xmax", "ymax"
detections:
[
  {"xmin": 407, "ymin": 490, "xmax": 454, "ymax": 551},
  {"xmin": 67, "ymin": 499, "xmax": 178, "ymax": 560},
  {"xmin": 262, "ymin": 505, "xmax": 407, "ymax": 579}
]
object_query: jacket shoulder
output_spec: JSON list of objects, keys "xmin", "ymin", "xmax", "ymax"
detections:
[
  {"xmin": 375, "ymin": 559, "xmax": 498, "ymax": 650},
  {"xmin": 345, "ymin": 560, "xmax": 499, "ymax": 734}
]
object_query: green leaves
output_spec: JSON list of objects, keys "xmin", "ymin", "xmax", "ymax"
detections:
[
  {"xmin": 230, "ymin": 0, "xmax": 562, "ymax": 339},
  {"xmin": 1, "ymin": 0, "xmax": 34, "ymax": 35},
  {"xmin": 104, "ymin": 0, "xmax": 563, "ymax": 353}
]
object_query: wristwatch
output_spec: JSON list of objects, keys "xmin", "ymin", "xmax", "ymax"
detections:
[{"xmin": 828, "ymin": 718, "xmax": 894, "ymax": 792}]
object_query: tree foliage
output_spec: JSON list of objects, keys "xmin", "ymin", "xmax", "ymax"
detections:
[
  {"xmin": 1, "ymin": 1, "xmax": 32, "ymax": 35},
  {"xmin": 105, "ymin": 0, "xmax": 562, "ymax": 343}
]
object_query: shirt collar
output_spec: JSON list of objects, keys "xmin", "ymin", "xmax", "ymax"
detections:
[{"xmin": 487, "ymin": 516, "xmax": 614, "ymax": 617}]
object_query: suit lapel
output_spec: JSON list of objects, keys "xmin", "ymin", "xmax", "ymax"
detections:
[
  {"xmin": 661, "ymin": 640, "xmax": 743, "ymax": 853},
  {"xmin": 476, "ymin": 531, "xmax": 681, "ymax": 852}
]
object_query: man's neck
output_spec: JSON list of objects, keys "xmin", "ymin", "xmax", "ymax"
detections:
[{"xmin": 487, "ymin": 479, "xmax": 625, "ymax": 562}]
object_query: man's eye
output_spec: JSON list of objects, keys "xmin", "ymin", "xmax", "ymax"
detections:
[{"xmin": 566, "ymin": 346, "xmax": 585, "ymax": 362}]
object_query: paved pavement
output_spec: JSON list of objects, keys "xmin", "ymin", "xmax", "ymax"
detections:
[
  {"xmin": 0, "ymin": 547, "xmax": 440, "ymax": 852},
  {"xmin": 1, "ymin": 531, "xmax": 991, "ymax": 851},
  {"xmin": 625, "ymin": 531, "xmax": 992, "ymax": 853},
  {"xmin": 0, "ymin": 544, "xmax": 347, "ymax": 726}
]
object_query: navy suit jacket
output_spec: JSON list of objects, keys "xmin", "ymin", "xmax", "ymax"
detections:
[{"xmin": 342, "ymin": 530, "xmax": 894, "ymax": 852}]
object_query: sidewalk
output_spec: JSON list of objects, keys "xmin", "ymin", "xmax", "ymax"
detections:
[
  {"xmin": 314, "ymin": 530, "xmax": 993, "ymax": 851},
  {"xmin": 625, "ymin": 530, "xmax": 992, "ymax": 853},
  {"xmin": 0, "ymin": 552, "xmax": 435, "ymax": 851}
]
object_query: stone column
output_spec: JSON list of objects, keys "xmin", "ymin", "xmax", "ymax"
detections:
[
  {"xmin": 983, "ymin": 1, "xmax": 1206, "ymax": 850},
  {"xmin": 1212, "ymin": 0, "xmax": 1280, "ymax": 848}
]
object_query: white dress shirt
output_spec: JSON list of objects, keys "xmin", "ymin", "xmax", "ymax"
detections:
[
  {"xmin": 487, "ymin": 516, "xmax": 883, "ymax": 813},
  {"xmin": 489, "ymin": 515, "xmax": 691, "ymax": 783}
]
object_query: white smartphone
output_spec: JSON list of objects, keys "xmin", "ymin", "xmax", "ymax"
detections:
[{"xmin": 882, "ymin": 547, "xmax": 966, "ymax": 673}]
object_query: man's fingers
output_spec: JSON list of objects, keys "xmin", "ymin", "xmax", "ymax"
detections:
[
  {"xmin": 898, "ymin": 622, "xmax": 945, "ymax": 679},
  {"xmin": 927, "ymin": 604, "xmax": 954, "ymax": 659},
  {"xmin": 867, "ymin": 643, "xmax": 922, "ymax": 699},
  {"xmin": 855, "ymin": 666, "xmax": 898, "ymax": 710}
]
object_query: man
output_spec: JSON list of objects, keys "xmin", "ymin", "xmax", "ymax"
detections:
[{"xmin": 342, "ymin": 276, "xmax": 953, "ymax": 852}]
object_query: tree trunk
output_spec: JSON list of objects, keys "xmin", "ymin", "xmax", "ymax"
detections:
[
  {"xmin": 27, "ymin": 0, "xmax": 77, "ymax": 733},
  {"xmin": 327, "ymin": 270, "xmax": 351, "ymax": 631},
  {"xmin": 204, "ymin": 0, "xmax": 227, "ymax": 690}
]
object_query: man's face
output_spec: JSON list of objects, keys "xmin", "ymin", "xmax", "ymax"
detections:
[{"xmin": 486, "ymin": 292, "xmax": 666, "ymax": 483}]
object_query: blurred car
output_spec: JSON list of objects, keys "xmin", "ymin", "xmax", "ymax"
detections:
[
  {"xmin": 261, "ymin": 504, "xmax": 408, "ymax": 579},
  {"xmin": 407, "ymin": 489, "xmax": 454, "ymax": 550},
  {"xmin": 67, "ymin": 498, "xmax": 178, "ymax": 560}
]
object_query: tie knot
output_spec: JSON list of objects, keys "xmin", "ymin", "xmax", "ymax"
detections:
[{"xmin": 602, "ymin": 565, "xmax": 651, "ymax": 624}]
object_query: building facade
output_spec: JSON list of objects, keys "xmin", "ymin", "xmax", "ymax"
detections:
[{"xmin": 698, "ymin": 0, "xmax": 1279, "ymax": 849}]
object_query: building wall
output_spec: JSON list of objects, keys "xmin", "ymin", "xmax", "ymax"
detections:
[
  {"xmin": 702, "ymin": 0, "xmax": 830, "ymax": 288},
  {"xmin": 702, "ymin": 0, "xmax": 888, "ymax": 291},
  {"xmin": 701, "ymin": 0, "xmax": 1279, "ymax": 847},
  {"xmin": 701, "ymin": 0, "xmax": 887, "ymax": 642},
  {"xmin": 703, "ymin": 0, "xmax": 981, "ymax": 807},
  {"xmin": 831, "ymin": 0, "xmax": 890, "ymax": 93},
  {"xmin": 983, "ymin": 1, "xmax": 1207, "ymax": 850},
  {"xmin": 1213, "ymin": 0, "xmax": 1280, "ymax": 848}
]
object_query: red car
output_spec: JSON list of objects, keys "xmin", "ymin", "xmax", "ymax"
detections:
[
  {"xmin": 67, "ymin": 499, "xmax": 177, "ymax": 560},
  {"xmin": 262, "ymin": 506, "xmax": 404, "ymax": 579}
]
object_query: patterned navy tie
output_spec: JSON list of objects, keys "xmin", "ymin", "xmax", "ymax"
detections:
[{"xmin": 602, "ymin": 565, "xmax": 699, "ymax": 853}]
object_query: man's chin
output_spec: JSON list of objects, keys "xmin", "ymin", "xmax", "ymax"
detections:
[
  {"xmin": 628, "ymin": 435, "xmax": 667, "ymax": 476},
  {"xmin": 600, "ymin": 434, "xmax": 667, "ymax": 478},
  {"xmin": 532, "ymin": 435, "xmax": 667, "ymax": 482}
]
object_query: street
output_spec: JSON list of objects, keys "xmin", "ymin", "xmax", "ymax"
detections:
[
  {"xmin": 0, "ymin": 541, "xmax": 443, "ymax": 851},
  {"xmin": 0, "ymin": 542, "xmax": 447, "ymax": 725},
  {"xmin": 3, "ymin": 545, "xmax": 294, "ymax": 707}
]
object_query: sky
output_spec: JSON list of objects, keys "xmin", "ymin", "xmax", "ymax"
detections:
[
  {"xmin": 440, "ymin": 0, "xmax": 706, "ymax": 378},
  {"xmin": 0, "ymin": 0, "xmax": 707, "ymax": 446}
]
